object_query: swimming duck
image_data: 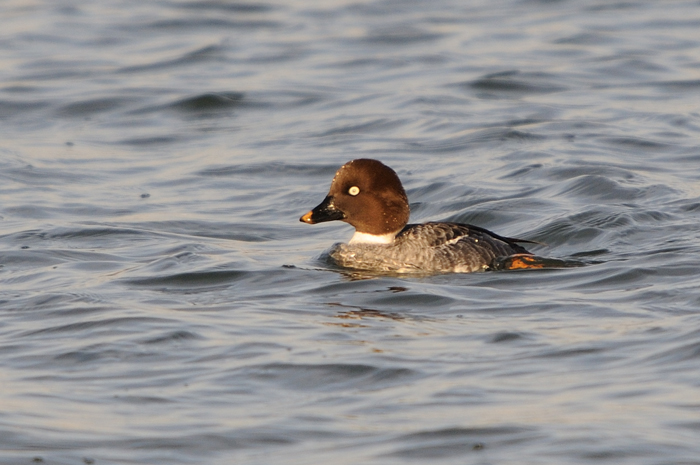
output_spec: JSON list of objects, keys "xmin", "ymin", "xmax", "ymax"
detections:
[{"xmin": 300, "ymin": 158, "xmax": 537, "ymax": 273}]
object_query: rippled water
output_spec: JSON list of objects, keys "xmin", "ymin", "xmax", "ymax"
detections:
[{"xmin": 2, "ymin": 0, "xmax": 700, "ymax": 463}]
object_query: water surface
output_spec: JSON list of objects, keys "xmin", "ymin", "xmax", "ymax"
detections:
[{"xmin": 2, "ymin": 0, "xmax": 700, "ymax": 464}]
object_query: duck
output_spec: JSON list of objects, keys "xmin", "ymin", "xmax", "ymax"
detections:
[{"xmin": 300, "ymin": 158, "xmax": 539, "ymax": 273}]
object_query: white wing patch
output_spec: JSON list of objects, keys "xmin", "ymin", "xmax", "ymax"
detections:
[{"xmin": 442, "ymin": 235, "xmax": 465, "ymax": 247}]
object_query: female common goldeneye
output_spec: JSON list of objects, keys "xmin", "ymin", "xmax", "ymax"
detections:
[{"xmin": 300, "ymin": 158, "xmax": 540, "ymax": 273}]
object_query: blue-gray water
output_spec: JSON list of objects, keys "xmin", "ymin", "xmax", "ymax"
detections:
[{"xmin": 2, "ymin": 1, "xmax": 700, "ymax": 464}]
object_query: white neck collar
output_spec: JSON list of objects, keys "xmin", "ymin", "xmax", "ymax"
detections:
[{"xmin": 349, "ymin": 231, "xmax": 396, "ymax": 245}]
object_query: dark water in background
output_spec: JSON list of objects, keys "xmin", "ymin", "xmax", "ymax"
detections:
[{"xmin": 2, "ymin": 0, "xmax": 700, "ymax": 463}]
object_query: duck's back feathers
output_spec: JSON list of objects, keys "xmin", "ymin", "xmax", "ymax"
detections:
[{"xmin": 330, "ymin": 222, "xmax": 532, "ymax": 273}]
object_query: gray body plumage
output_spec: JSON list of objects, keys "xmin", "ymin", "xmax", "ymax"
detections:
[{"xmin": 329, "ymin": 222, "xmax": 530, "ymax": 273}]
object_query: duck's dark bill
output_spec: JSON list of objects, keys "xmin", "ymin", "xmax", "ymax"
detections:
[{"xmin": 300, "ymin": 196, "xmax": 345, "ymax": 224}]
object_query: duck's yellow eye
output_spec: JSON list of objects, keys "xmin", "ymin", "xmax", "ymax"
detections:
[{"xmin": 348, "ymin": 186, "xmax": 360, "ymax": 196}]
